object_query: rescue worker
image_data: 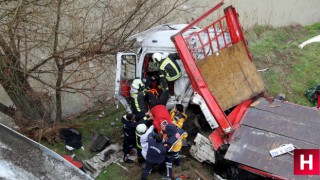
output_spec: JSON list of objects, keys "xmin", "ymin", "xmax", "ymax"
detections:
[
  {"xmin": 170, "ymin": 104, "xmax": 187, "ymax": 129},
  {"xmin": 141, "ymin": 125, "xmax": 155, "ymax": 160},
  {"xmin": 152, "ymin": 53, "xmax": 182, "ymax": 82},
  {"xmin": 141, "ymin": 133, "xmax": 166, "ymax": 180},
  {"xmin": 163, "ymin": 124, "xmax": 188, "ymax": 179},
  {"xmin": 121, "ymin": 113, "xmax": 138, "ymax": 163},
  {"xmin": 136, "ymin": 123, "xmax": 147, "ymax": 165},
  {"xmin": 130, "ymin": 78, "xmax": 149, "ymax": 121}
]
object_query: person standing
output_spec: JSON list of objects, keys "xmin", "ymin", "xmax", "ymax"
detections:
[
  {"xmin": 163, "ymin": 124, "xmax": 188, "ymax": 179},
  {"xmin": 130, "ymin": 79, "xmax": 149, "ymax": 121},
  {"xmin": 135, "ymin": 123, "xmax": 148, "ymax": 165},
  {"xmin": 121, "ymin": 113, "xmax": 138, "ymax": 163},
  {"xmin": 141, "ymin": 125, "xmax": 155, "ymax": 160},
  {"xmin": 152, "ymin": 53, "xmax": 182, "ymax": 82},
  {"xmin": 141, "ymin": 133, "xmax": 166, "ymax": 180}
]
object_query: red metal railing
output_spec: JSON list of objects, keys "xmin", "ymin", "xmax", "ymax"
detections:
[
  {"xmin": 184, "ymin": 15, "xmax": 232, "ymax": 61},
  {"xmin": 173, "ymin": 0, "xmax": 250, "ymax": 140},
  {"xmin": 173, "ymin": 0, "xmax": 233, "ymax": 137}
]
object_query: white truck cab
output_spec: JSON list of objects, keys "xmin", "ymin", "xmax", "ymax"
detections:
[
  {"xmin": 114, "ymin": 24, "xmax": 220, "ymax": 163},
  {"xmin": 115, "ymin": 24, "xmax": 195, "ymax": 110}
]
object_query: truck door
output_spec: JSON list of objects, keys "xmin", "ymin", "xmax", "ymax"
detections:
[{"xmin": 115, "ymin": 52, "xmax": 137, "ymax": 112}]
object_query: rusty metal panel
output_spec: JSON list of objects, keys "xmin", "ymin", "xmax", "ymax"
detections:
[
  {"xmin": 225, "ymin": 126, "xmax": 320, "ymax": 179},
  {"xmin": 242, "ymin": 108, "xmax": 320, "ymax": 145},
  {"xmin": 225, "ymin": 130, "xmax": 292, "ymax": 178},
  {"xmin": 253, "ymin": 98, "xmax": 320, "ymax": 124},
  {"xmin": 225, "ymin": 98, "xmax": 320, "ymax": 179},
  {"xmin": 196, "ymin": 42, "xmax": 265, "ymax": 111}
]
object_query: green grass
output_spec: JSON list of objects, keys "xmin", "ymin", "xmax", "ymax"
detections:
[
  {"xmin": 45, "ymin": 105, "xmax": 127, "ymax": 161},
  {"xmin": 96, "ymin": 164, "xmax": 128, "ymax": 180},
  {"xmin": 42, "ymin": 23, "xmax": 320, "ymax": 180},
  {"xmin": 40, "ymin": 104, "xmax": 131, "ymax": 179},
  {"xmin": 246, "ymin": 23, "xmax": 320, "ymax": 106}
]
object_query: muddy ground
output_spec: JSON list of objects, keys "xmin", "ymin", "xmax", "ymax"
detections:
[
  {"xmin": 92, "ymin": 105, "xmax": 220, "ymax": 180},
  {"xmin": 116, "ymin": 148, "xmax": 216, "ymax": 180}
]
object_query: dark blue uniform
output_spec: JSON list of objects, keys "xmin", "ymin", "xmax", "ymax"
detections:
[
  {"xmin": 121, "ymin": 114, "xmax": 138, "ymax": 162},
  {"xmin": 141, "ymin": 133, "xmax": 166, "ymax": 180},
  {"xmin": 163, "ymin": 124, "xmax": 187, "ymax": 178}
]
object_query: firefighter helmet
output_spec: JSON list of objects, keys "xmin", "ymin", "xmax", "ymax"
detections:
[
  {"xmin": 152, "ymin": 53, "xmax": 162, "ymax": 62},
  {"xmin": 136, "ymin": 124, "xmax": 147, "ymax": 137},
  {"xmin": 131, "ymin": 79, "xmax": 144, "ymax": 90}
]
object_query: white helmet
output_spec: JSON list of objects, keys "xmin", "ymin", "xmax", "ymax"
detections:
[
  {"xmin": 136, "ymin": 124, "xmax": 147, "ymax": 137},
  {"xmin": 152, "ymin": 53, "xmax": 162, "ymax": 62},
  {"xmin": 131, "ymin": 79, "xmax": 144, "ymax": 90}
]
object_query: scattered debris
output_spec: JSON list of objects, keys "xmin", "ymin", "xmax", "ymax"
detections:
[
  {"xmin": 213, "ymin": 173, "xmax": 226, "ymax": 180},
  {"xmin": 305, "ymin": 84, "xmax": 320, "ymax": 108},
  {"xmin": 268, "ymin": 97, "xmax": 282, "ymax": 108},
  {"xmin": 18, "ymin": 122, "xmax": 84, "ymax": 144},
  {"xmin": 60, "ymin": 128, "xmax": 83, "ymax": 151},
  {"xmin": 63, "ymin": 155, "xmax": 84, "ymax": 169},
  {"xmin": 89, "ymin": 134, "xmax": 110, "ymax": 152},
  {"xmin": 298, "ymin": 35, "xmax": 320, "ymax": 49},
  {"xmin": 273, "ymin": 93, "xmax": 286, "ymax": 101},
  {"xmin": 83, "ymin": 144, "xmax": 122, "ymax": 178},
  {"xmin": 174, "ymin": 174, "xmax": 190, "ymax": 179},
  {"xmin": 257, "ymin": 68, "xmax": 269, "ymax": 72},
  {"xmin": 98, "ymin": 111, "xmax": 105, "ymax": 118},
  {"xmin": 250, "ymin": 100, "xmax": 260, "ymax": 107},
  {"xmin": 268, "ymin": 104, "xmax": 281, "ymax": 108},
  {"xmin": 115, "ymin": 161, "xmax": 129, "ymax": 172},
  {"xmin": 190, "ymin": 133, "xmax": 215, "ymax": 163},
  {"xmin": 269, "ymin": 144, "xmax": 295, "ymax": 157},
  {"xmin": 193, "ymin": 169, "xmax": 207, "ymax": 180}
]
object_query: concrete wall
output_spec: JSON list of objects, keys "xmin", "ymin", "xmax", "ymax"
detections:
[
  {"xmin": 230, "ymin": 0, "xmax": 320, "ymax": 29},
  {"xmin": 180, "ymin": 0, "xmax": 320, "ymax": 29},
  {"xmin": 223, "ymin": 0, "xmax": 320, "ymax": 29}
]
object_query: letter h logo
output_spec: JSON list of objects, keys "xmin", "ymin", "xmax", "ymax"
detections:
[{"xmin": 294, "ymin": 149, "xmax": 320, "ymax": 175}]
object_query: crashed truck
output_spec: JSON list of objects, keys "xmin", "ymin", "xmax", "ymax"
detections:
[{"xmin": 114, "ymin": 0, "xmax": 320, "ymax": 179}]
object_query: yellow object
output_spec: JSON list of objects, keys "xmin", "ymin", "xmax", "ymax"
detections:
[
  {"xmin": 170, "ymin": 109, "xmax": 187, "ymax": 129},
  {"xmin": 159, "ymin": 57, "xmax": 182, "ymax": 81},
  {"xmin": 169, "ymin": 132, "xmax": 188, "ymax": 152}
]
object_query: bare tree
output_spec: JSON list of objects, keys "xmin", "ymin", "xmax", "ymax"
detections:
[{"xmin": 0, "ymin": 0, "xmax": 194, "ymax": 127}]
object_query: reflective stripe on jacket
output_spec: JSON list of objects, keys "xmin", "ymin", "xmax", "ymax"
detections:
[
  {"xmin": 136, "ymin": 136, "xmax": 142, "ymax": 149},
  {"xmin": 159, "ymin": 57, "xmax": 181, "ymax": 81},
  {"xmin": 130, "ymin": 91, "xmax": 148, "ymax": 114},
  {"xmin": 170, "ymin": 131, "xmax": 188, "ymax": 152},
  {"xmin": 165, "ymin": 124, "xmax": 188, "ymax": 153},
  {"xmin": 170, "ymin": 109, "xmax": 187, "ymax": 129}
]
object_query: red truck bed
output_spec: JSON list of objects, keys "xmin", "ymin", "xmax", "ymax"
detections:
[
  {"xmin": 225, "ymin": 98, "xmax": 320, "ymax": 179},
  {"xmin": 173, "ymin": 1, "xmax": 320, "ymax": 178}
]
